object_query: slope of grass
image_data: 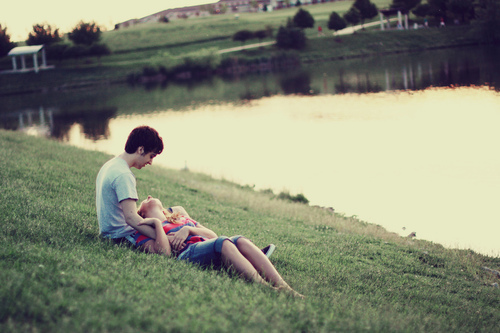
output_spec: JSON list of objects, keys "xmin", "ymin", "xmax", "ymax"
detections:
[{"xmin": 1, "ymin": 129, "xmax": 499, "ymax": 332}]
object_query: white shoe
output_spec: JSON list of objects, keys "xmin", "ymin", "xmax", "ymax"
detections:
[{"xmin": 261, "ymin": 244, "xmax": 276, "ymax": 258}]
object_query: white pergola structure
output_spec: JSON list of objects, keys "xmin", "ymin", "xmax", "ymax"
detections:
[
  {"xmin": 379, "ymin": 8, "xmax": 408, "ymax": 31},
  {"xmin": 7, "ymin": 45, "xmax": 52, "ymax": 73}
]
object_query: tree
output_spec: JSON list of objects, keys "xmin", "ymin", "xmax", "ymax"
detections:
[
  {"xmin": 0, "ymin": 24, "xmax": 16, "ymax": 57},
  {"xmin": 233, "ymin": 30, "xmax": 254, "ymax": 45},
  {"xmin": 26, "ymin": 24, "xmax": 61, "ymax": 46},
  {"xmin": 353, "ymin": 0, "xmax": 379, "ymax": 27},
  {"xmin": 448, "ymin": 0, "xmax": 474, "ymax": 23},
  {"xmin": 343, "ymin": 7, "xmax": 361, "ymax": 28},
  {"xmin": 427, "ymin": 0, "xmax": 448, "ymax": 20},
  {"xmin": 412, "ymin": 3, "xmax": 431, "ymax": 17},
  {"xmin": 327, "ymin": 12, "xmax": 347, "ymax": 34},
  {"xmin": 474, "ymin": 0, "xmax": 500, "ymax": 43},
  {"xmin": 391, "ymin": 0, "xmax": 422, "ymax": 13},
  {"xmin": 68, "ymin": 21, "xmax": 102, "ymax": 46},
  {"xmin": 293, "ymin": 8, "xmax": 315, "ymax": 29}
]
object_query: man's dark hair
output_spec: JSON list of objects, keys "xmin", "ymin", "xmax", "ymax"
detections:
[{"xmin": 124, "ymin": 126, "xmax": 164, "ymax": 155}]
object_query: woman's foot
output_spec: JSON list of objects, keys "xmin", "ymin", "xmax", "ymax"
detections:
[{"xmin": 276, "ymin": 285, "xmax": 305, "ymax": 299}]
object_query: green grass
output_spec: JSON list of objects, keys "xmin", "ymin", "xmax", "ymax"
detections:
[{"xmin": 1, "ymin": 129, "xmax": 499, "ymax": 332}]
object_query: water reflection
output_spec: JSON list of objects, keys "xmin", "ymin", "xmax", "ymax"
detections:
[
  {"xmin": 0, "ymin": 106, "xmax": 116, "ymax": 141},
  {"xmin": 318, "ymin": 57, "xmax": 487, "ymax": 94}
]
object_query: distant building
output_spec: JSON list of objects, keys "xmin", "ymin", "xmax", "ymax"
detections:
[
  {"xmin": 115, "ymin": 1, "xmax": 272, "ymax": 30},
  {"xmin": 114, "ymin": 0, "xmax": 333, "ymax": 30},
  {"xmin": 115, "ymin": 5, "xmax": 210, "ymax": 29}
]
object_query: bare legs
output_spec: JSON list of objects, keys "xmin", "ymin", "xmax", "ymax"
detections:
[{"xmin": 220, "ymin": 238, "xmax": 304, "ymax": 298}]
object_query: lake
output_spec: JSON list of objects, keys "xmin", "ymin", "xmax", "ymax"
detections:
[{"xmin": 1, "ymin": 45, "xmax": 499, "ymax": 257}]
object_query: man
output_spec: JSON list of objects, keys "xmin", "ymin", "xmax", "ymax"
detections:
[{"xmin": 96, "ymin": 125, "xmax": 164, "ymax": 245}]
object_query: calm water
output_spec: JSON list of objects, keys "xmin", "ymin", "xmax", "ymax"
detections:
[{"xmin": 1, "ymin": 46, "xmax": 499, "ymax": 256}]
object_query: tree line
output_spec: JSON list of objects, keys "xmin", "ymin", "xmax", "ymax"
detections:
[
  {"xmin": 1, "ymin": 0, "xmax": 499, "ymax": 60},
  {"xmin": 0, "ymin": 21, "xmax": 109, "ymax": 60},
  {"xmin": 231, "ymin": 0, "xmax": 500, "ymax": 50}
]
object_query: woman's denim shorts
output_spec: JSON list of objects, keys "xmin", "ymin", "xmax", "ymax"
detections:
[{"xmin": 177, "ymin": 235, "xmax": 244, "ymax": 268}]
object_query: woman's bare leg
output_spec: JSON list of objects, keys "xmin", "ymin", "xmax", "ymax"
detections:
[
  {"xmin": 235, "ymin": 238, "xmax": 304, "ymax": 298},
  {"xmin": 220, "ymin": 240, "xmax": 268, "ymax": 285}
]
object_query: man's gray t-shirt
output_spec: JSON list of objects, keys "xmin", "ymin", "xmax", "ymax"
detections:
[{"xmin": 96, "ymin": 157, "xmax": 138, "ymax": 238}]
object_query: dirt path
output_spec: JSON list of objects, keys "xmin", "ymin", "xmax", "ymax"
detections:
[{"xmin": 217, "ymin": 18, "xmax": 400, "ymax": 54}]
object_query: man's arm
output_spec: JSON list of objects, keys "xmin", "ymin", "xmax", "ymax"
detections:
[
  {"xmin": 138, "ymin": 219, "xmax": 172, "ymax": 256},
  {"xmin": 121, "ymin": 199, "xmax": 157, "ymax": 239}
]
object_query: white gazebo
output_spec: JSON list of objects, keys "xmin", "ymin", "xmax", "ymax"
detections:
[{"xmin": 7, "ymin": 45, "xmax": 53, "ymax": 73}]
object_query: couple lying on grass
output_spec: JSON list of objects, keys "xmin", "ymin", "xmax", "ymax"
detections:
[{"xmin": 96, "ymin": 126, "xmax": 303, "ymax": 298}]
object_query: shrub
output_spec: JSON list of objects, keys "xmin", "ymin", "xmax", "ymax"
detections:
[
  {"xmin": 63, "ymin": 44, "xmax": 89, "ymax": 59},
  {"xmin": 142, "ymin": 66, "xmax": 159, "ymax": 77},
  {"xmin": 276, "ymin": 25, "xmax": 307, "ymax": 50},
  {"xmin": 88, "ymin": 43, "xmax": 111, "ymax": 57},
  {"xmin": 170, "ymin": 48, "xmax": 221, "ymax": 78},
  {"xmin": 45, "ymin": 43, "xmax": 69, "ymax": 62},
  {"xmin": 233, "ymin": 30, "xmax": 255, "ymax": 44},
  {"xmin": 254, "ymin": 29, "xmax": 268, "ymax": 42},
  {"xmin": 277, "ymin": 191, "xmax": 309, "ymax": 204}
]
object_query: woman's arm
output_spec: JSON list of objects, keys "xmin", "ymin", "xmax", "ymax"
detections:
[
  {"xmin": 138, "ymin": 218, "xmax": 172, "ymax": 256},
  {"xmin": 193, "ymin": 225, "xmax": 217, "ymax": 239},
  {"xmin": 169, "ymin": 224, "xmax": 217, "ymax": 250}
]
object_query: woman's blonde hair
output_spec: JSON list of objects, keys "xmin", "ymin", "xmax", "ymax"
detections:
[{"xmin": 138, "ymin": 207, "xmax": 183, "ymax": 224}]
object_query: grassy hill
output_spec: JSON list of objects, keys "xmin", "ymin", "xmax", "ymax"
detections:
[
  {"xmin": 0, "ymin": 0, "xmax": 484, "ymax": 96},
  {"xmin": 1, "ymin": 129, "xmax": 499, "ymax": 332}
]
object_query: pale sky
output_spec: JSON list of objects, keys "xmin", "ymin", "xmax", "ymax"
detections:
[{"xmin": 2, "ymin": 0, "xmax": 214, "ymax": 42}]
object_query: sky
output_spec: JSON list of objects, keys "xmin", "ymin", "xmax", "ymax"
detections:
[{"xmin": 2, "ymin": 0, "xmax": 214, "ymax": 42}]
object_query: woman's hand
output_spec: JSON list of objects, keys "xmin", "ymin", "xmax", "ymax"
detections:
[{"xmin": 168, "ymin": 227, "xmax": 190, "ymax": 252}]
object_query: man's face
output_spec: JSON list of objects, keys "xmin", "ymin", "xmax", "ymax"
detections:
[{"xmin": 136, "ymin": 152, "xmax": 157, "ymax": 169}]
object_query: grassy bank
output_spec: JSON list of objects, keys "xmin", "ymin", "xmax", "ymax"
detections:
[
  {"xmin": 1, "ymin": 129, "xmax": 499, "ymax": 332},
  {"xmin": 0, "ymin": 0, "xmax": 486, "ymax": 95}
]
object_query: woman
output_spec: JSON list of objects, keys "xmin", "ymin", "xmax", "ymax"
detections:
[{"xmin": 134, "ymin": 196, "xmax": 304, "ymax": 298}]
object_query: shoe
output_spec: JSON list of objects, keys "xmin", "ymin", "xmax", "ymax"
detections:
[{"xmin": 261, "ymin": 244, "xmax": 276, "ymax": 258}]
